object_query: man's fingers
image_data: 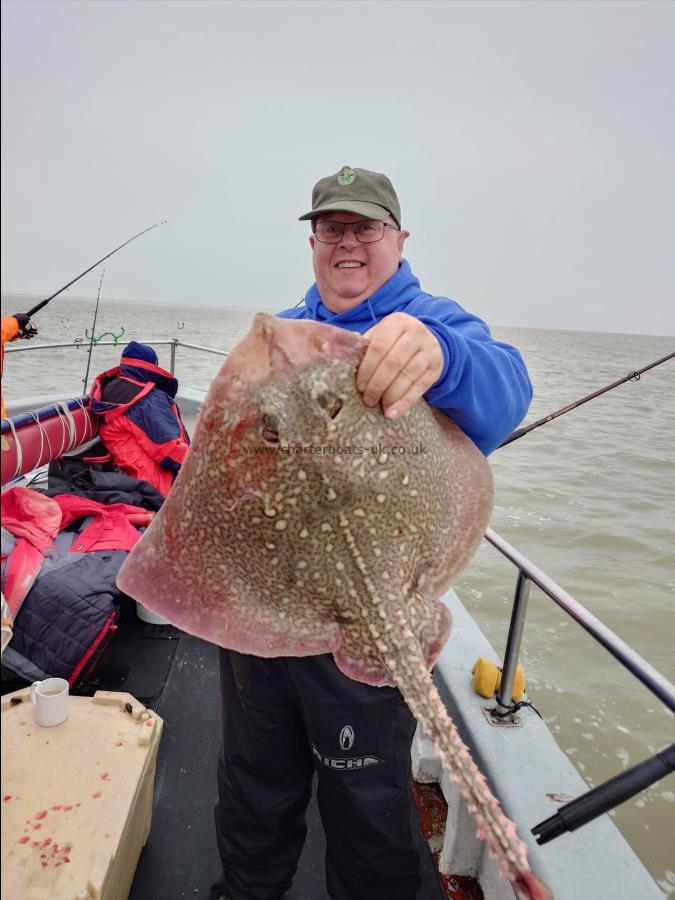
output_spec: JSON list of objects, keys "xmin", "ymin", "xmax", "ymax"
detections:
[
  {"xmin": 357, "ymin": 320, "xmax": 407, "ymax": 393},
  {"xmin": 360, "ymin": 336, "xmax": 419, "ymax": 407},
  {"xmin": 380, "ymin": 350, "xmax": 432, "ymax": 408},
  {"xmin": 357, "ymin": 313, "xmax": 444, "ymax": 417},
  {"xmin": 385, "ymin": 366, "xmax": 439, "ymax": 419}
]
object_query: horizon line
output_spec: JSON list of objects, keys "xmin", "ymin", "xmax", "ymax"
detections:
[{"xmin": 1, "ymin": 291, "xmax": 672, "ymax": 340}]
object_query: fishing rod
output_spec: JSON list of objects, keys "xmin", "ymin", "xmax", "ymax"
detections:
[
  {"xmin": 82, "ymin": 269, "xmax": 105, "ymax": 394},
  {"xmin": 25, "ymin": 220, "xmax": 167, "ymax": 319},
  {"xmin": 532, "ymin": 742, "xmax": 675, "ymax": 846},
  {"xmin": 499, "ymin": 351, "xmax": 675, "ymax": 448}
]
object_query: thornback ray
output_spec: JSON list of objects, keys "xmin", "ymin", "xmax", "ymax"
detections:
[{"xmin": 117, "ymin": 313, "xmax": 552, "ymax": 900}]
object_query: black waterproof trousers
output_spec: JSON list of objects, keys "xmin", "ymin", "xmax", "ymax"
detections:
[{"xmin": 214, "ymin": 648, "xmax": 421, "ymax": 900}]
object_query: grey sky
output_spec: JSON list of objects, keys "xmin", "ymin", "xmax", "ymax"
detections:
[{"xmin": 1, "ymin": 0, "xmax": 673, "ymax": 335}]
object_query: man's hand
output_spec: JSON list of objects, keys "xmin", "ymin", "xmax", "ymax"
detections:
[{"xmin": 357, "ymin": 312, "xmax": 444, "ymax": 419}]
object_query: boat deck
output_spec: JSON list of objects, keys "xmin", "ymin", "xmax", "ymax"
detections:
[
  {"xmin": 3, "ymin": 393, "xmax": 670, "ymax": 898},
  {"xmin": 1, "ymin": 598, "xmax": 467, "ymax": 900}
]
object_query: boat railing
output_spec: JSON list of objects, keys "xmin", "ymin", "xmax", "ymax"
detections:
[
  {"xmin": 4, "ymin": 338, "xmax": 229, "ymax": 375},
  {"xmin": 8, "ymin": 339, "xmax": 674, "ymax": 716},
  {"xmin": 473, "ymin": 527, "xmax": 675, "ymax": 862},
  {"xmin": 485, "ymin": 527, "xmax": 675, "ymax": 716}
]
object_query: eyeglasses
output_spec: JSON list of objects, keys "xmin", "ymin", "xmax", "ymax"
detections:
[{"xmin": 312, "ymin": 220, "xmax": 400, "ymax": 244}]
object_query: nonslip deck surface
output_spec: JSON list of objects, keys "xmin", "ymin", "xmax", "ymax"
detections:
[{"xmin": 2, "ymin": 603, "xmax": 449, "ymax": 899}]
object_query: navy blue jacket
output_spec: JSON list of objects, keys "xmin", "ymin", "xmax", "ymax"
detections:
[{"xmin": 90, "ymin": 356, "xmax": 190, "ymax": 496}]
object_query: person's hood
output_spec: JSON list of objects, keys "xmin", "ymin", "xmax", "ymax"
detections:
[
  {"xmin": 1, "ymin": 487, "xmax": 62, "ymax": 549},
  {"xmin": 89, "ymin": 359, "xmax": 178, "ymax": 420},
  {"xmin": 118, "ymin": 355, "xmax": 178, "ymax": 395},
  {"xmin": 301, "ymin": 259, "xmax": 422, "ymax": 327}
]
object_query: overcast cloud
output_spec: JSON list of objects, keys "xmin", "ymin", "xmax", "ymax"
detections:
[{"xmin": 1, "ymin": 0, "xmax": 673, "ymax": 335}]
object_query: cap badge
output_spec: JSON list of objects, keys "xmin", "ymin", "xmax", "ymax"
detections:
[{"xmin": 336, "ymin": 166, "xmax": 356, "ymax": 186}]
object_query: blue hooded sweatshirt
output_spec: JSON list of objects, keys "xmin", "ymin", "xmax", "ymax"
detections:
[{"xmin": 278, "ymin": 259, "xmax": 532, "ymax": 455}]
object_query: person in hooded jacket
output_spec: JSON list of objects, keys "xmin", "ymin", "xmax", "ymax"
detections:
[
  {"xmin": 211, "ymin": 168, "xmax": 535, "ymax": 900},
  {"xmin": 90, "ymin": 341, "xmax": 189, "ymax": 497}
]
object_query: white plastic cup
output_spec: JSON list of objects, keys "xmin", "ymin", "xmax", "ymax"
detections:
[
  {"xmin": 136, "ymin": 602, "xmax": 170, "ymax": 626},
  {"xmin": 30, "ymin": 677, "xmax": 69, "ymax": 727}
]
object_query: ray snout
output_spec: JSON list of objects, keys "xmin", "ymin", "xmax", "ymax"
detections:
[{"xmin": 228, "ymin": 314, "xmax": 367, "ymax": 388}]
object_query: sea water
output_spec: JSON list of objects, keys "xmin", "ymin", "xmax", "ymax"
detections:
[{"xmin": 3, "ymin": 295, "xmax": 674, "ymax": 893}]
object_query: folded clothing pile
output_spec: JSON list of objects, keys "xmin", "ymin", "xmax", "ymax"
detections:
[{"xmin": 1, "ymin": 483, "xmax": 156, "ymax": 684}]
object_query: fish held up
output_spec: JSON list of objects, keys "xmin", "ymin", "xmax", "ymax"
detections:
[{"xmin": 117, "ymin": 313, "xmax": 552, "ymax": 900}]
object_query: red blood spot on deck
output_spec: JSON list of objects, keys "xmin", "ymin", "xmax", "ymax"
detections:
[
  {"xmin": 92, "ymin": 791, "xmax": 102, "ymax": 799},
  {"xmin": 55, "ymin": 861, "xmax": 62, "ymax": 867},
  {"xmin": 3, "ymin": 795, "xmax": 11, "ymax": 802},
  {"xmin": 64, "ymin": 856, "xmax": 71, "ymax": 864},
  {"xmin": 114, "ymin": 741, "xmax": 123, "ymax": 747},
  {"xmin": 146, "ymin": 719, "xmax": 153, "ymax": 726},
  {"xmin": 51, "ymin": 805, "xmax": 62, "ymax": 811},
  {"xmin": 33, "ymin": 823, "xmax": 42, "ymax": 830},
  {"xmin": 35, "ymin": 810, "xmax": 48, "ymax": 820},
  {"xmin": 75, "ymin": 802, "xmax": 81, "ymax": 807},
  {"xmin": 18, "ymin": 836, "xmax": 29, "ymax": 844},
  {"xmin": 32, "ymin": 841, "xmax": 41, "ymax": 847},
  {"xmin": 100, "ymin": 772, "xmax": 110, "ymax": 781},
  {"xmin": 63, "ymin": 805, "xmax": 73, "ymax": 811},
  {"xmin": 40, "ymin": 853, "xmax": 47, "ymax": 859}
]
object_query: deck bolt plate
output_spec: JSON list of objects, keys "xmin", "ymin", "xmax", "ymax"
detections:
[{"xmin": 481, "ymin": 705, "xmax": 522, "ymax": 727}]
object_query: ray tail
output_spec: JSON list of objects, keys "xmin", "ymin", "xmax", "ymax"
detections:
[{"xmin": 388, "ymin": 609, "xmax": 531, "ymax": 885}]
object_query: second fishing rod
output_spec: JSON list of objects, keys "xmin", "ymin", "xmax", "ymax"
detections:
[
  {"xmin": 498, "ymin": 350, "xmax": 674, "ymax": 449},
  {"xmin": 21, "ymin": 220, "xmax": 167, "ymax": 326}
]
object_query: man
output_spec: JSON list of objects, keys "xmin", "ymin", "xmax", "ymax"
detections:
[
  {"xmin": 212, "ymin": 167, "xmax": 532, "ymax": 900},
  {"xmin": 90, "ymin": 341, "xmax": 190, "ymax": 497},
  {"xmin": 1, "ymin": 312, "xmax": 36, "ymax": 418}
]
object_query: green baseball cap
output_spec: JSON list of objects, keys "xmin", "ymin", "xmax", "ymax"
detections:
[{"xmin": 299, "ymin": 166, "xmax": 401, "ymax": 227}]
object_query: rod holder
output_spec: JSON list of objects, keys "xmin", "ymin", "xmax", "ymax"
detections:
[{"xmin": 496, "ymin": 570, "xmax": 531, "ymax": 710}]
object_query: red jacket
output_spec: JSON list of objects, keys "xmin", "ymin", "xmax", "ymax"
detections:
[
  {"xmin": 90, "ymin": 357, "xmax": 189, "ymax": 496},
  {"xmin": 1, "ymin": 486, "xmax": 153, "ymax": 616},
  {"xmin": 1, "ymin": 488, "xmax": 61, "ymax": 616}
]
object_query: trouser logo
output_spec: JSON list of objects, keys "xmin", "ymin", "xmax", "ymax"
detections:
[
  {"xmin": 339, "ymin": 725, "xmax": 355, "ymax": 750},
  {"xmin": 312, "ymin": 744, "xmax": 384, "ymax": 771}
]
